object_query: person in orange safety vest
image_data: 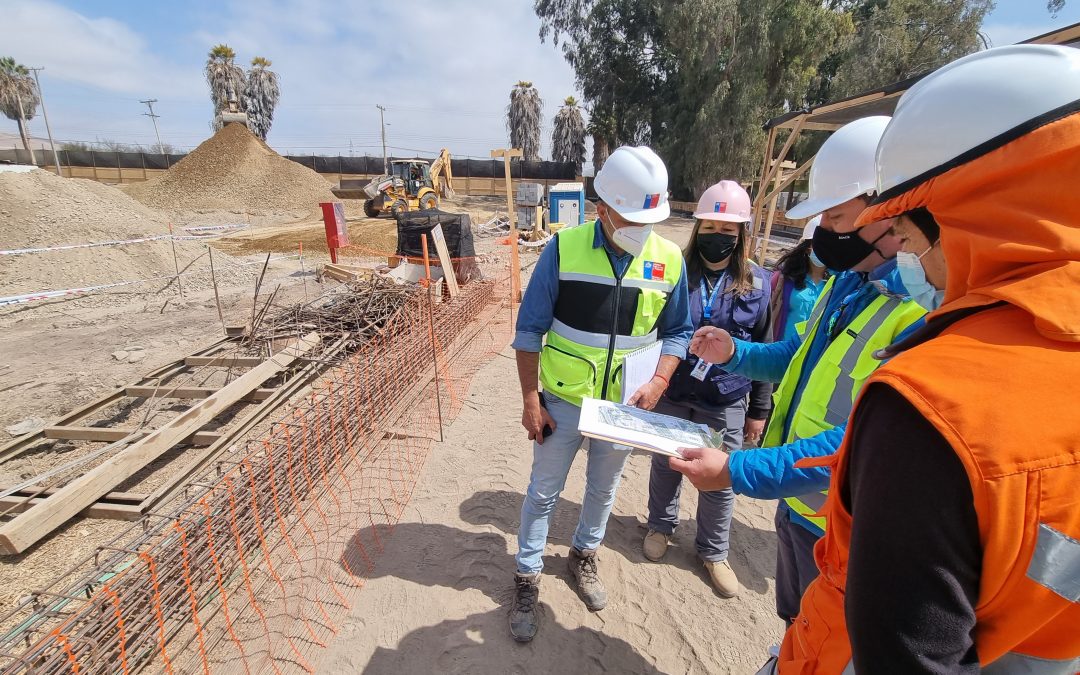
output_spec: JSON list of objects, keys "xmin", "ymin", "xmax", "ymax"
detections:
[
  {"xmin": 756, "ymin": 44, "xmax": 1080, "ymax": 675},
  {"xmin": 670, "ymin": 43, "xmax": 1080, "ymax": 675}
]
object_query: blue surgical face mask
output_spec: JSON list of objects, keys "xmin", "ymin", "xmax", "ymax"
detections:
[
  {"xmin": 808, "ymin": 250, "xmax": 825, "ymax": 268},
  {"xmin": 897, "ymin": 245, "xmax": 944, "ymax": 311}
]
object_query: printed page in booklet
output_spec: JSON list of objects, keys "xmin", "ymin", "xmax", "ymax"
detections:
[
  {"xmin": 620, "ymin": 341, "xmax": 663, "ymax": 404},
  {"xmin": 578, "ymin": 397, "xmax": 723, "ymax": 458}
]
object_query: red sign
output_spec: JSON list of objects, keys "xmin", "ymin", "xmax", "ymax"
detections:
[{"xmin": 320, "ymin": 202, "xmax": 350, "ymax": 263}]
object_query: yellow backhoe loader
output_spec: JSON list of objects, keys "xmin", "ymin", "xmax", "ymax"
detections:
[{"xmin": 334, "ymin": 150, "xmax": 455, "ymax": 218}]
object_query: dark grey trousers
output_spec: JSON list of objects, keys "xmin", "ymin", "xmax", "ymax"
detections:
[
  {"xmin": 774, "ymin": 503, "xmax": 822, "ymax": 624},
  {"xmin": 646, "ymin": 396, "xmax": 746, "ymax": 562}
]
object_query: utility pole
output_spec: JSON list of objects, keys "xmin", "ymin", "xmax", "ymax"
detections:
[
  {"xmin": 28, "ymin": 67, "xmax": 61, "ymax": 176},
  {"xmin": 376, "ymin": 104, "xmax": 388, "ymax": 174},
  {"xmin": 140, "ymin": 98, "xmax": 165, "ymax": 155},
  {"xmin": 14, "ymin": 92, "xmax": 36, "ymax": 166}
]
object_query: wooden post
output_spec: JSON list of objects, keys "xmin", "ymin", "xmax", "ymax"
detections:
[
  {"xmin": 757, "ymin": 167, "xmax": 787, "ymax": 265},
  {"xmin": 751, "ymin": 127, "xmax": 777, "ymax": 252},
  {"xmin": 491, "ymin": 148, "xmax": 523, "ymax": 304},
  {"xmin": 421, "ymin": 234, "xmax": 432, "ymax": 282}
]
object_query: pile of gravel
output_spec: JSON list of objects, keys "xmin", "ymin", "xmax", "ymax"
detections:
[
  {"xmin": 127, "ymin": 123, "xmax": 337, "ymax": 215},
  {"xmin": 0, "ymin": 169, "xmax": 245, "ymax": 298}
]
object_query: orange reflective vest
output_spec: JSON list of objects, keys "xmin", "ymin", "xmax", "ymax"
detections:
[{"xmin": 778, "ymin": 304, "xmax": 1080, "ymax": 674}]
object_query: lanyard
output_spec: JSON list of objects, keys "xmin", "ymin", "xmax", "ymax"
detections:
[{"xmin": 699, "ymin": 273, "xmax": 725, "ymax": 324}]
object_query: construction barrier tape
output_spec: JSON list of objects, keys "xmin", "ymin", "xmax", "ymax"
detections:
[
  {"xmin": 0, "ymin": 254, "xmax": 301, "ymax": 307},
  {"xmin": 0, "ymin": 225, "xmax": 246, "ymax": 256}
]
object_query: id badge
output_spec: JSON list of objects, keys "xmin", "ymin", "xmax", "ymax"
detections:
[{"xmin": 691, "ymin": 358, "xmax": 711, "ymax": 381}]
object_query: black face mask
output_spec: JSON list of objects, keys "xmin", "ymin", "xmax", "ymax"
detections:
[
  {"xmin": 811, "ymin": 226, "xmax": 888, "ymax": 271},
  {"xmin": 697, "ymin": 232, "xmax": 738, "ymax": 263}
]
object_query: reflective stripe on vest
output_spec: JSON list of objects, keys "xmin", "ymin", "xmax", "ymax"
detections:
[
  {"xmin": 983, "ymin": 652, "xmax": 1080, "ymax": 674},
  {"xmin": 822, "ymin": 297, "xmax": 904, "ymax": 426},
  {"xmin": 802, "ymin": 283, "xmax": 835, "ymax": 339},
  {"xmin": 550, "ymin": 318, "xmax": 659, "ymax": 351},
  {"xmin": 540, "ymin": 222, "xmax": 683, "ymax": 406},
  {"xmin": 1027, "ymin": 523, "xmax": 1080, "ymax": 602},
  {"xmin": 557, "ymin": 270, "xmax": 676, "ymax": 294},
  {"xmin": 775, "ymin": 288, "xmax": 924, "ymax": 532},
  {"xmin": 841, "ymin": 651, "xmax": 1080, "ymax": 675}
]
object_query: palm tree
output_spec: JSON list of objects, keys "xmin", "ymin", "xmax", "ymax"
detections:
[
  {"xmin": 507, "ymin": 81, "xmax": 542, "ymax": 161},
  {"xmin": 205, "ymin": 44, "xmax": 245, "ymax": 131},
  {"xmin": 0, "ymin": 57, "xmax": 40, "ymax": 161},
  {"xmin": 244, "ymin": 56, "xmax": 280, "ymax": 141},
  {"xmin": 586, "ymin": 112, "xmax": 616, "ymax": 175},
  {"xmin": 551, "ymin": 96, "xmax": 586, "ymax": 175}
]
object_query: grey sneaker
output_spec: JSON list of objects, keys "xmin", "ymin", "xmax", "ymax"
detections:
[
  {"xmin": 510, "ymin": 573, "xmax": 540, "ymax": 642},
  {"xmin": 568, "ymin": 547, "xmax": 607, "ymax": 611}
]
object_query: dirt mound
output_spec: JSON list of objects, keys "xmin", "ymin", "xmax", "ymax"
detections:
[
  {"xmin": 127, "ymin": 124, "xmax": 337, "ymax": 215},
  {"xmin": 0, "ymin": 169, "xmax": 240, "ymax": 298}
]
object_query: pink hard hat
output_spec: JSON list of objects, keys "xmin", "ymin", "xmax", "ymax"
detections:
[{"xmin": 693, "ymin": 180, "xmax": 752, "ymax": 222}]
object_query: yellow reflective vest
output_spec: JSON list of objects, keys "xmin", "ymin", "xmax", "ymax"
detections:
[
  {"xmin": 764, "ymin": 276, "xmax": 926, "ymax": 531},
  {"xmin": 540, "ymin": 222, "xmax": 684, "ymax": 406}
]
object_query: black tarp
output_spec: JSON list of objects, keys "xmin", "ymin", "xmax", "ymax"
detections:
[{"xmin": 394, "ymin": 209, "xmax": 481, "ymax": 282}]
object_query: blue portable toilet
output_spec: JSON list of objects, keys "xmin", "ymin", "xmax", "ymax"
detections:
[{"xmin": 549, "ymin": 182, "xmax": 586, "ymax": 226}]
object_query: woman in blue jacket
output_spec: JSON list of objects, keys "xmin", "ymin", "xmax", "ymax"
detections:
[{"xmin": 643, "ymin": 180, "xmax": 772, "ymax": 597}]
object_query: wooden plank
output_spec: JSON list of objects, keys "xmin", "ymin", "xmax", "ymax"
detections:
[
  {"xmin": 0, "ymin": 339, "xmax": 232, "ymax": 466},
  {"xmin": 184, "ymin": 355, "xmax": 266, "ymax": 368},
  {"xmin": 136, "ymin": 334, "xmax": 350, "ymax": 516},
  {"xmin": 0, "ymin": 495, "xmax": 144, "ymax": 520},
  {"xmin": 43, "ymin": 427, "xmax": 223, "ymax": 446},
  {"xmin": 0, "ymin": 333, "xmax": 321, "ymax": 554},
  {"xmin": 124, "ymin": 386, "xmax": 275, "ymax": 401},
  {"xmin": 429, "ymin": 224, "xmax": 460, "ymax": 297}
]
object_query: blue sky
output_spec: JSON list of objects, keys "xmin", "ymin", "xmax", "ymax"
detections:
[{"xmin": 3, "ymin": 0, "xmax": 1078, "ymax": 159}]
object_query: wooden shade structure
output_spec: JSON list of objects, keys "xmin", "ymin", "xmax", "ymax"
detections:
[{"xmin": 749, "ymin": 21, "xmax": 1080, "ymax": 264}]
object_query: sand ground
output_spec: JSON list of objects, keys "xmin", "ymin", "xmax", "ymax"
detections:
[
  {"xmin": 317, "ymin": 216, "xmax": 786, "ymax": 674},
  {"xmin": 317, "ymin": 346, "xmax": 784, "ymax": 675}
]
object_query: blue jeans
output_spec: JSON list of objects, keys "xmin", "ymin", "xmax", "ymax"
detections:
[
  {"xmin": 646, "ymin": 396, "xmax": 746, "ymax": 562},
  {"xmin": 515, "ymin": 391, "xmax": 633, "ymax": 574}
]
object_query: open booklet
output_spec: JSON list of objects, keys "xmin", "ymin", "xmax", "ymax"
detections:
[{"xmin": 577, "ymin": 397, "xmax": 724, "ymax": 459}]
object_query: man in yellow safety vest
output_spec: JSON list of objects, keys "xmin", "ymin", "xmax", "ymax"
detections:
[{"xmin": 509, "ymin": 146, "xmax": 693, "ymax": 642}]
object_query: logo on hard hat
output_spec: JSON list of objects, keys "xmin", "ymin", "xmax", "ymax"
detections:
[
  {"xmin": 714, "ymin": 201, "xmax": 727, "ymax": 213},
  {"xmin": 642, "ymin": 194, "xmax": 661, "ymax": 209}
]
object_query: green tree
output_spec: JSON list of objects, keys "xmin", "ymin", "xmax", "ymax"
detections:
[
  {"xmin": 821, "ymin": 0, "xmax": 993, "ymax": 100},
  {"xmin": 244, "ymin": 56, "xmax": 280, "ymax": 141},
  {"xmin": 0, "ymin": 57, "xmax": 40, "ymax": 160},
  {"xmin": 586, "ymin": 111, "xmax": 616, "ymax": 174},
  {"xmin": 552, "ymin": 96, "xmax": 586, "ymax": 174},
  {"xmin": 508, "ymin": 81, "xmax": 542, "ymax": 160},
  {"xmin": 536, "ymin": 0, "xmax": 850, "ymax": 196},
  {"xmin": 205, "ymin": 44, "xmax": 245, "ymax": 131}
]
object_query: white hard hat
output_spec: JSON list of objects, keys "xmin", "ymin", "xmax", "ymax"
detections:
[
  {"xmin": 594, "ymin": 146, "xmax": 671, "ymax": 223},
  {"xmin": 874, "ymin": 45, "xmax": 1080, "ymax": 200},
  {"xmin": 801, "ymin": 215, "xmax": 821, "ymax": 241},
  {"xmin": 785, "ymin": 116, "xmax": 890, "ymax": 219}
]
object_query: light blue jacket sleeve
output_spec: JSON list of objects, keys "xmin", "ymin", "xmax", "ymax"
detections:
[
  {"xmin": 727, "ymin": 424, "xmax": 845, "ymax": 499},
  {"xmin": 722, "ymin": 333, "xmax": 802, "ymax": 384}
]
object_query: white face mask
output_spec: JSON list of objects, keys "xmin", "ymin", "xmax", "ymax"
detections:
[
  {"xmin": 897, "ymin": 244, "xmax": 944, "ymax": 311},
  {"xmin": 610, "ymin": 223, "xmax": 653, "ymax": 257}
]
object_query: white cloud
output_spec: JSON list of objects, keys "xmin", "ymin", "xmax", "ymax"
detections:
[
  {"xmin": 3, "ymin": 0, "xmax": 203, "ymax": 98},
  {"xmin": 2, "ymin": 0, "xmax": 586, "ymax": 160}
]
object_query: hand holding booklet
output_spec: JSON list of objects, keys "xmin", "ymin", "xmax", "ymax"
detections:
[{"xmin": 577, "ymin": 397, "xmax": 723, "ymax": 459}]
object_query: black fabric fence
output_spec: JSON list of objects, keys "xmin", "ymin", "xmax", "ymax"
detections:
[{"xmin": 0, "ymin": 149, "xmax": 576, "ymax": 182}]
